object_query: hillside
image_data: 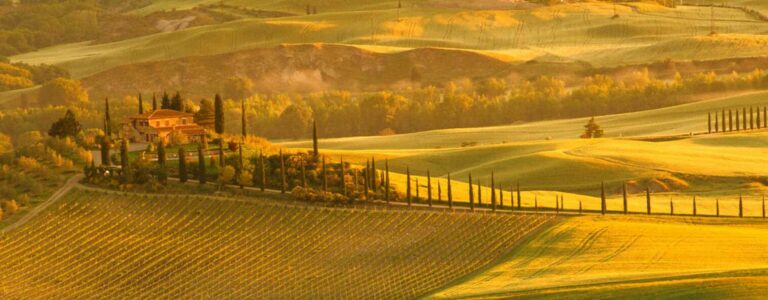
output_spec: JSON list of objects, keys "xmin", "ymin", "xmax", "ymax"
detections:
[
  {"xmin": 429, "ymin": 215, "xmax": 768, "ymax": 299},
  {"xmin": 0, "ymin": 189, "xmax": 554, "ymax": 299}
]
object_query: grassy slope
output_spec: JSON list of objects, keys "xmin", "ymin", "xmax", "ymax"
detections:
[
  {"xmin": 0, "ymin": 189, "xmax": 554, "ymax": 299},
  {"xmin": 9, "ymin": 2, "xmax": 768, "ymax": 78},
  {"xmin": 429, "ymin": 215, "xmax": 768, "ymax": 299}
]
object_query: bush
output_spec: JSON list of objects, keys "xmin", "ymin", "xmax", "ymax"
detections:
[{"xmin": 1, "ymin": 199, "xmax": 18, "ymax": 215}]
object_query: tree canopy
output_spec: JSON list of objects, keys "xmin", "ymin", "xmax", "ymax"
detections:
[{"xmin": 38, "ymin": 78, "xmax": 88, "ymax": 106}]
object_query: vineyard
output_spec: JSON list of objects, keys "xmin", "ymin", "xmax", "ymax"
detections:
[{"xmin": 0, "ymin": 189, "xmax": 555, "ymax": 299}]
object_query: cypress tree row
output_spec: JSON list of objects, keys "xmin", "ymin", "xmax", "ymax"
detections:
[
  {"xmin": 312, "ymin": 120, "xmax": 319, "ymax": 159},
  {"xmin": 469, "ymin": 173, "xmax": 474, "ymax": 211},
  {"xmin": 406, "ymin": 167, "xmax": 411, "ymax": 207},
  {"xmin": 385, "ymin": 159, "xmax": 390, "ymax": 203},
  {"xmin": 198, "ymin": 145, "xmax": 206, "ymax": 184},
  {"xmin": 447, "ymin": 173, "xmax": 453, "ymax": 209},
  {"xmin": 622, "ymin": 182, "xmax": 627, "ymax": 215},
  {"xmin": 646, "ymin": 186, "xmax": 651, "ymax": 215},
  {"xmin": 138, "ymin": 94, "xmax": 144, "ymax": 114},
  {"xmin": 280, "ymin": 150, "xmax": 286, "ymax": 194},
  {"xmin": 178, "ymin": 147, "xmax": 187, "ymax": 183},
  {"xmin": 427, "ymin": 170, "xmax": 432, "ymax": 207},
  {"xmin": 600, "ymin": 182, "xmax": 606, "ymax": 215}
]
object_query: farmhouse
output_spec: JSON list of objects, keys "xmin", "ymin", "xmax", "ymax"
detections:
[{"xmin": 124, "ymin": 109, "xmax": 206, "ymax": 143}]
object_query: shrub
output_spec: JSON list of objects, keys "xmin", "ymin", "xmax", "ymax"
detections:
[{"xmin": 1, "ymin": 199, "xmax": 18, "ymax": 215}]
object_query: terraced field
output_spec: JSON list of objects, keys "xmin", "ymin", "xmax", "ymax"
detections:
[{"xmin": 0, "ymin": 189, "xmax": 554, "ymax": 299}]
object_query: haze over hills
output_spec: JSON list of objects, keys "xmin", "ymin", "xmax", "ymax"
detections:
[{"xmin": 4, "ymin": 1, "xmax": 768, "ymax": 299}]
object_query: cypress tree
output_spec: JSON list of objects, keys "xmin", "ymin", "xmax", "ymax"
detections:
[
  {"xmin": 716, "ymin": 199, "xmax": 720, "ymax": 217},
  {"xmin": 447, "ymin": 173, "xmax": 453, "ymax": 209},
  {"xmin": 739, "ymin": 194, "xmax": 743, "ymax": 218},
  {"xmin": 743, "ymin": 107, "xmax": 747, "ymax": 130},
  {"xmin": 280, "ymin": 150, "xmax": 286, "ymax": 194},
  {"xmin": 120, "ymin": 140, "xmax": 129, "ymax": 183},
  {"xmin": 708, "ymin": 112, "xmax": 712, "ymax": 133},
  {"xmin": 499, "ymin": 184, "xmax": 504, "ymax": 209},
  {"xmin": 138, "ymin": 94, "xmax": 144, "ymax": 114},
  {"xmin": 385, "ymin": 159, "xmax": 390, "ymax": 203},
  {"xmin": 301, "ymin": 160, "xmax": 307, "ymax": 188},
  {"xmin": 622, "ymin": 182, "xmax": 627, "ymax": 215},
  {"xmin": 750, "ymin": 107, "xmax": 755, "ymax": 129},
  {"xmin": 646, "ymin": 186, "xmax": 651, "ymax": 215},
  {"xmin": 579, "ymin": 200, "xmax": 583, "ymax": 214},
  {"xmin": 353, "ymin": 169, "xmax": 359, "ymax": 196},
  {"xmin": 535, "ymin": 196, "xmax": 538, "ymax": 212},
  {"xmin": 517, "ymin": 181, "xmax": 522, "ymax": 209},
  {"xmin": 477, "ymin": 179, "xmax": 482, "ymax": 207},
  {"xmin": 693, "ymin": 196, "xmax": 697, "ymax": 216},
  {"xmin": 736, "ymin": 109, "xmax": 740, "ymax": 131},
  {"xmin": 427, "ymin": 170, "xmax": 432, "ymax": 207},
  {"xmin": 161, "ymin": 91, "xmax": 170, "ymax": 109},
  {"xmin": 238, "ymin": 142, "xmax": 244, "ymax": 189},
  {"xmin": 104, "ymin": 97, "xmax": 111, "ymax": 138},
  {"xmin": 437, "ymin": 181, "xmax": 442, "ymax": 205},
  {"xmin": 670, "ymin": 198, "xmax": 674, "ymax": 215},
  {"xmin": 312, "ymin": 120, "xmax": 319, "ymax": 159},
  {"xmin": 214, "ymin": 94, "xmax": 224, "ymax": 135},
  {"xmin": 758, "ymin": 108, "xmax": 762, "ymax": 129},
  {"xmin": 241, "ymin": 100, "xmax": 247, "ymax": 138},
  {"xmin": 729, "ymin": 109, "xmax": 733, "ymax": 131},
  {"xmin": 364, "ymin": 161, "xmax": 370, "ymax": 200},
  {"xmin": 763, "ymin": 106, "xmax": 768, "ymax": 128},
  {"xmin": 179, "ymin": 147, "xmax": 187, "ymax": 183},
  {"xmin": 560, "ymin": 195, "xmax": 564, "ymax": 212},
  {"xmin": 198, "ymin": 145, "xmax": 206, "ymax": 184},
  {"xmin": 715, "ymin": 112, "xmax": 719, "ymax": 132},
  {"xmin": 469, "ymin": 173, "xmax": 474, "ymax": 211},
  {"xmin": 555, "ymin": 195, "xmax": 559, "ymax": 214},
  {"xmin": 600, "ymin": 182, "xmax": 606, "ymax": 215},
  {"xmin": 260, "ymin": 151, "xmax": 266, "ymax": 191},
  {"xmin": 415, "ymin": 178, "xmax": 419, "ymax": 203},
  {"xmin": 722, "ymin": 109, "xmax": 726, "ymax": 131},
  {"xmin": 371, "ymin": 157, "xmax": 377, "ymax": 190},
  {"xmin": 100, "ymin": 138, "xmax": 110, "ymax": 166},
  {"xmin": 763, "ymin": 195, "xmax": 765, "ymax": 219},
  {"xmin": 157, "ymin": 142, "xmax": 166, "ymax": 166},
  {"xmin": 340, "ymin": 156, "xmax": 346, "ymax": 197},
  {"xmin": 152, "ymin": 93, "xmax": 157, "ymax": 111},
  {"xmin": 171, "ymin": 92, "xmax": 182, "ymax": 111},
  {"xmin": 322, "ymin": 156, "xmax": 327, "ymax": 192},
  {"xmin": 491, "ymin": 172, "xmax": 496, "ymax": 212},
  {"xmin": 406, "ymin": 167, "xmax": 412, "ymax": 206},
  {"xmin": 218, "ymin": 139, "xmax": 224, "ymax": 167}
]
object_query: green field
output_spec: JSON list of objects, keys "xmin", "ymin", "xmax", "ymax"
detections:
[{"xmin": 429, "ymin": 215, "xmax": 768, "ymax": 299}]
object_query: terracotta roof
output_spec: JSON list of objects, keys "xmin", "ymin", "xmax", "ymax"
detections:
[
  {"xmin": 131, "ymin": 109, "xmax": 193, "ymax": 120},
  {"xmin": 154, "ymin": 124, "xmax": 207, "ymax": 135}
]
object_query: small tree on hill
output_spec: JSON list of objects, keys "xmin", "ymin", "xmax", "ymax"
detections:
[
  {"xmin": 48, "ymin": 109, "xmax": 81, "ymax": 138},
  {"xmin": 179, "ymin": 147, "xmax": 188, "ymax": 183},
  {"xmin": 581, "ymin": 117, "xmax": 604, "ymax": 139}
]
